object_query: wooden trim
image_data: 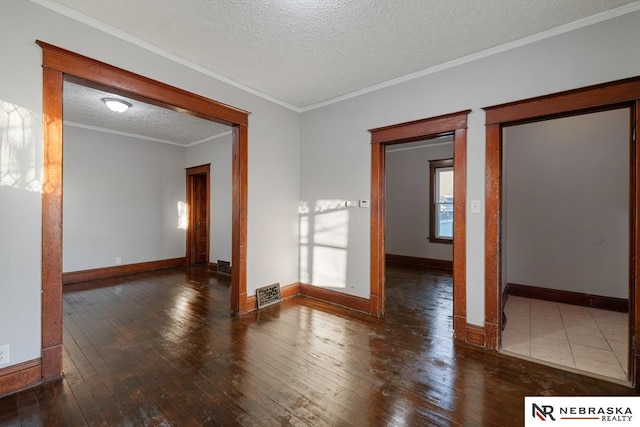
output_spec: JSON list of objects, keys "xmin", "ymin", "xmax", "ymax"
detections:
[
  {"xmin": 38, "ymin": 41, "xmax": 250, "ymax": 387},
  {"xmin": 245, "ymin": 282, "xmax": 302, "ymax": 311},
  {"xmin": 484, "ymin": 76, "xmax": 640, "ymax": 125},
  {"xmin": 370, "ymin": 142, "xmax": 386, "ymax": 317},
  {"xmin": 208, "ymin": 262, "xmax": 219, "ymax": 271},
  {"xmin": 0, "ymin": 359, "xmax": 42, "ymax": 398},
  {"xmin": 453, "ymin": 127, "xmax": 468, "ymax": 342},
  {"xmin": 632, "ymin": 102, "xmax": 639, "ymax": 386},
  {"xmin": 370, "ymin": 110, "xmax": 469, "ymax": 343},
  {"xmin": 37, "ymin": 41, "xmax": 249, "ymax": 126},
  {"xmin": 483, "ymin": 75, "xmax": 640, "ymax": 387},
  {"xmin": 484, "ymin": 123, "xmax": 502, "ymax": 350},
  {"xmin": 466, "ymin": 324, "xmax": 486, "ymax": 347},
  {"xmin": 41, "ymin": 66, "xmax": 63, "ymax": 385},
  {"xmin": 186, "ymin": 164, "xmax": 211, "ymax": 265},
  {"xmin": 428, "ymin": 158, "xmax": 454, "ymax": 243},
  {"xmin": 299, "ymin": 284, "xmax": 370, "ymax": 314},
  {"xmin": 369, "ymin": 110, "xmax": 472, "ymax": 144},
  {"xmin": 62, "ymin": 258, "xmax": 187, "ymax": 284},
  {"xmin": 233, "ymin": 125, "xmax": 248, "ymax": 315},
  {"xmin": 385, "ymin": 254, "xmax": 452, "ymax": 272},
  {"xmin": 507, "ymin": 283, "xmax": 629, "ymax": 313}
]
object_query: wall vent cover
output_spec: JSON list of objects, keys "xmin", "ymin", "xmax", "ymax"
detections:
[
  {"xmin": 217, "ymin": 260, "xmax": 231, "ymax": 275},
  {"xmin": 256, "ymin": 283, "xmax": 281, "ymax": 309}
]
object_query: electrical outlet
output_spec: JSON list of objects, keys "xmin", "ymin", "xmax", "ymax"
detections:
[
  {"xmin": 115, "ymin": 257, "xmax": 122, "ymax": 265},
  {"xmin": 0, "ymin": 344, "xmax": 9, "ymax": 365}
]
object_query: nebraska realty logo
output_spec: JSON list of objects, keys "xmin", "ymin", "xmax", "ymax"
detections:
[{"xmin": 525, "ymin": 397, "xmax": 638, "ymax": 425}]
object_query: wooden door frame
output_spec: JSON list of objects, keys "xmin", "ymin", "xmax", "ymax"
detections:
[
  {"xmin": 483, "ymin": 76, "xmax": 640, "ymax": 387},
  {"xmin": 186, "ymin": 164, "xmax": 211, "ymax": 265},
  {"xmin": 369, "ymin": 110, "xmax": 473, "ymax": 343},
  {"xmin": 38, "ymin": 41, "xmax": 250, "ymax": 384}
]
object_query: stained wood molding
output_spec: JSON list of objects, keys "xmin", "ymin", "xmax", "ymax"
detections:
[
  {"xmin": 482, "ymin": 75, "xmax": 640, "ymax": 382},
  {"xmin": 299, "ymin": 284, "xmax": 370, "ymax": 314},
  {"xmin": 386, "ymin": 254, "xmax": 453, "ymax": 272},
  {"xmin": 0, "ymin": 359, "xmax": 41, "ymax": 398},
  {"xmin": 245, "ymin": 282, "xmax": 371, "ymax": 314},
  {"xmin": 466, "ymin": 324, "xmax": 486, "ymax": 347},
  {"xmin": 38, "ymin": 41, "xmax": 250, "ymax": 386},
  {"xmin": 507, "ymin": 283, "xmax": 628, "ymax": 313},
  {"xmin": 62, "ymin": 258, "xmax": 187, "ymax": 284},
  {"xmin": 208, "ymin": 262, "xmax": 218, "ymax": 271},
  {"xmin": 369, "ymin": 110, "xmax": 470, "ymax": 323}
]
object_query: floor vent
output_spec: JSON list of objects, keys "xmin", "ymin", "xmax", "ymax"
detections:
[
  {"xmin": 256, "ymin": 283, "xmax": 281, "ymax": 309},
  {"xmin": 217, "ymin": 260, "xmax": 231, "ymax": 276}
]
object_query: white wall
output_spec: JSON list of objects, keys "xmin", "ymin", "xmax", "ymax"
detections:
[
  {"xmin": 186, "ymin": 133, "xmax": 233, "ymax": 264},
  {"xmin": 0, "ymin": 0, "xmax": 300, "ymax": 368},
  {"xmin": 301, "ymin": 10, "xmax": 640, "ymax": 322},
  {"xmin": 504, "ymin": 109, "xmax": 630, "ymax": 299},
  {"xmin": 63, "ymin": 125, "xmax": 186, "ymax": 271},
  {"xmin": 385, "ymin": 142, "xmax": 454, "ymax": 261}
]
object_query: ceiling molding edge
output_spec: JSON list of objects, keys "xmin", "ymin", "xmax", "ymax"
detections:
[
  {"xmin": 29, "ymin": 0, "xmax": 640, "ymax": 114},
  {"xmin": 64, "ymin": 120, "xmax": 230, "ymax": 147},
  {"xmin": 28, "ymin": 0, "xmax": 302, "ymax": 113},
  {"xmin": 186, "ymin": 130, "xmax": 233, "ymax": 148},
  {"xmin": 299, "ymin": 2, "xmax": 640, "ymax": 112}
]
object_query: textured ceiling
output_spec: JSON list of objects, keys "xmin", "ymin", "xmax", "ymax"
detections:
[
  {"xmin": 64, "ymin": 81, "xmax": 230, "ymax": 145},
  {"xmin": 47, "ymin": 0, "xmax": 638, "ymax": 108}
]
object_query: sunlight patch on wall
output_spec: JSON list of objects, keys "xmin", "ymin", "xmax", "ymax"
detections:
[
  {"xmin": 299, "ymin": 199, "xmax": 350, "ymax": 288},
  {"xmin": 177, "ymin": 201, "xmax": 188, "ymax": 229},
  {"xmin": 0, "ymin": 101, "xmax": 40, "ymax": 192}
]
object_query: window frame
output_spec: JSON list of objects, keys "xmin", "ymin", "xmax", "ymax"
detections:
[{"xmin": 429, "ymin": 158, "xmax": 454, "ymax": 244}]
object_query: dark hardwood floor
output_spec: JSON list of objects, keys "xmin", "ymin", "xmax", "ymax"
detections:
[{"xmin": 0, "ymin": 265, "xmax": 636, "ymax": 426}]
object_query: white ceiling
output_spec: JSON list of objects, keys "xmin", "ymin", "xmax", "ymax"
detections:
[
  {"xmin": 63, "ymin": 81, "xmax": 230, "ymax": 146},
  {"xmin": 44, "ymin": 0, "xmax": 639, "ymax": 109}
]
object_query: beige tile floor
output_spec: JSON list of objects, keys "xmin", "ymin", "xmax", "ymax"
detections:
[{"xmin": 501, "ymin": 296, "xmax": 629, "ymax": 383}]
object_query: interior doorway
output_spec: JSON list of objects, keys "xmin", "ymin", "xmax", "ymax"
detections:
[
  {"xmin": 186, "ymin": 165, "xmax": 211, "ymax": 265},
  {"xmin": 369, "ymin": 110, "xmax": 474, "ymax": 344},
  {"xmin": 38, "ymin": 41, "xmax": 250, "ymax": 383},
  {"xmin": 483, "ymin": 76, "xmax": 640, "ymax": 387},
  {"xmin": 500, "ymin": 108, "xmax": 631, "ymax": 383}
]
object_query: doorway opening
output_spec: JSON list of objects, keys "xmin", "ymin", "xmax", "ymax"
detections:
[
  {"xmin": 186, "ymin": 165, "xmax": 211, "ymax": 265},
  {"xmin": 369, "ymin": 110, "xmax": 474, "ymax": 344},
  {"xmin": 484, "ymin": 76, "xmax": 640, "ymax": 387},
  {"xmin": 500, "ymin": 108, "xmax": 631, "ymax": 383},
  {"xmin": 384, "ymin": 136, "xmax": 455, "ymax": 334},
  {"xmin": 39, "ymin": 41, "xmax": 250, "ymax": 383}
]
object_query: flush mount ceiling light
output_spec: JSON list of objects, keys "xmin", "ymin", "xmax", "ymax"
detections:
[{"xmin": 101, "ymin": 97, "xmax": 132, "ymax": 113}]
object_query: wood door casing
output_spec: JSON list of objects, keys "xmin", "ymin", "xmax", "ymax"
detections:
[
  {"xmin": 483, "ymin": 75, "xmax": 640, "ymax": 388},
  {"xmin": 37, "ymin": 42, "xmax": 249, "ymax": 392},
  {"xmin": 186, "ymin": 164, "xmax": 210, "ymax": 265},
  {"xmin": 194, "ymin": 175, "xmax": 208, "ymax": 263}
]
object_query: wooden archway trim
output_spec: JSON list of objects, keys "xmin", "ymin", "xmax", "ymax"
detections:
[
  {"xmin": 369, "ymin": 110, "xmax": 470, "ymax": 342},
  {"xmin": 483, "ymin": 75, "xmax": 640, "ymax": 387},
  {"xmin": 38, "ymin": 41, "xmax": 250, "ymax": 383}
]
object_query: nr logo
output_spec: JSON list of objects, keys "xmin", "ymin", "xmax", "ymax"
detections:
[{"xmin": 532, "ymin": 403, "xmax": 556, "ymax": 421}]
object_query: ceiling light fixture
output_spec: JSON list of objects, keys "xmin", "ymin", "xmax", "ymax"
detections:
[{"xmin": 101, "ymin": 97, "xmax": 132, "ymax": 113}]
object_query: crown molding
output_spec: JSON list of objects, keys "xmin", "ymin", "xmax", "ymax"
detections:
[
  {"xmin": 28, "ymin": 0, "xmax": 302, "ymax": 113},
  {"xmin": 299, "ymin": 2, "xmax": 640, "ymax": 112},
  {"xmin": 64, "ymin": 120, "xmax": 230, "ymax": 147},
  {"xmin": 29, "ymin": 0, "xmax": 640, "ymax": 114}
]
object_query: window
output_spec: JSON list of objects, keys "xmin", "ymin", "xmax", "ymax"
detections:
[{"xmin": 429, "ymin": 158, "xmax": 454, "ymax": 243}]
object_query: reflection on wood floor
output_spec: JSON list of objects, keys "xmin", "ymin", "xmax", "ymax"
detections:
[{"xmin": 0, "ymin": 265, "xmax": 636, "ymax": 426}]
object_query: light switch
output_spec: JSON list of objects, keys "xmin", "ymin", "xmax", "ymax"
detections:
[
  {"xmin": 359, "ymin": 200, "xmax": 370, "ymax": 208},
  {"xmin": 471, "ymin": 200, "xmax": 481, "ymax": 214}
]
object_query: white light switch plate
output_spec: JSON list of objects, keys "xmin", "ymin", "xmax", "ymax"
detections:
[{"xmin": 471, "ymin": 200, "xmax": 481, "ymax": 214}]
